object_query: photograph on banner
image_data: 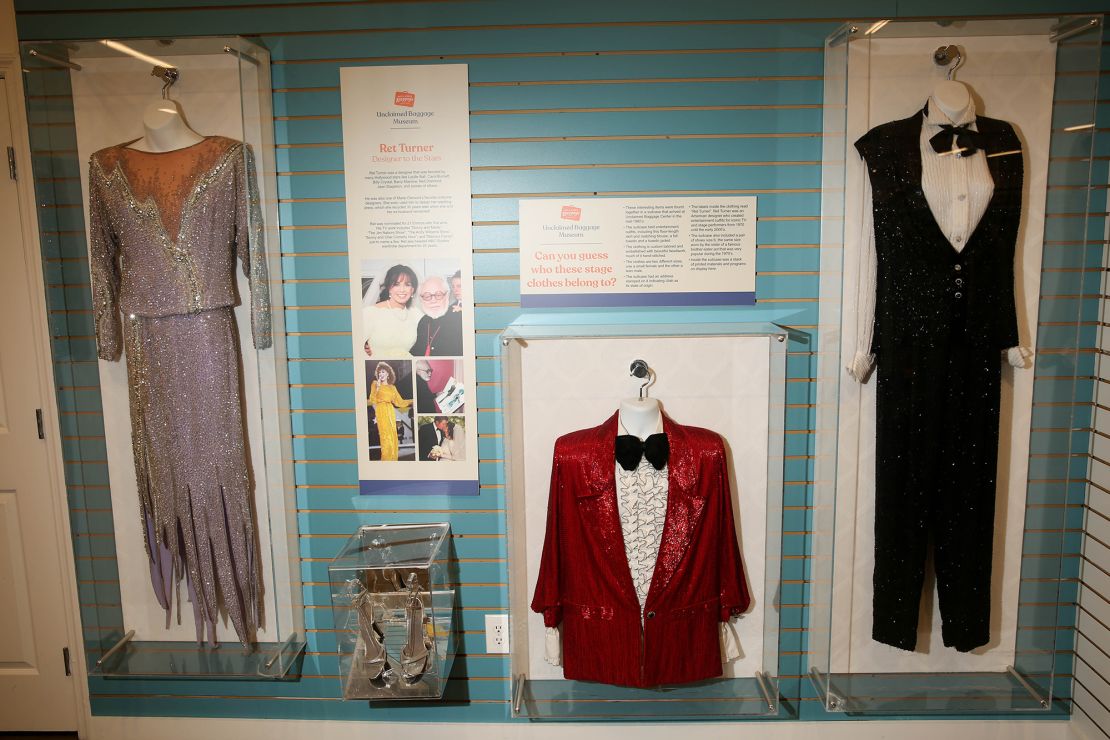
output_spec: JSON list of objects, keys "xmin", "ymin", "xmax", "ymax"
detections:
[
  {"xmin": 358, "ymin": 257, "xmax": 464, "ymax": 360},
  {"xmin": 366, "ymin": 359, "xmax": 416, "ymax": 462},
  {"xmin": 416, "ymin": 415, "xmax": 467, "ymax": 463},
  {"xmin": 415, "ymin": 358, "xmax": 466, "ymax": 415}
]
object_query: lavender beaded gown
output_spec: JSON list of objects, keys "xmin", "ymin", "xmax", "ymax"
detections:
[{"xmin": 88, "ymin": 136, "xmax": 271, "ymax": 646}]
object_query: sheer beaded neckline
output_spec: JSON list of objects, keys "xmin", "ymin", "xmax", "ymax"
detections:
[{"xmin": 93, "ymin": 135, "xmax": 238, "ymax": 241}]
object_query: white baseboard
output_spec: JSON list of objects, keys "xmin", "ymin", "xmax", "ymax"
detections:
[{"xmin": 86, "ymin": 716, "xmax": 1075, "ymax": 740}]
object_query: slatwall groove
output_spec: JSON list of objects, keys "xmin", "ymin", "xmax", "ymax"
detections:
[{"xmin": 267, "ymin": 48, "xmax": 827, "ymax": 65}]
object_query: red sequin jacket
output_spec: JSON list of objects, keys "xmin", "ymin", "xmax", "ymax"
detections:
[{"xmin": 531, "ymin": 411, "xmax": 750, "ymax": 688}]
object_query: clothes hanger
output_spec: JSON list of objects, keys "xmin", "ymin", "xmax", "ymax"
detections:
[{"xmin": 932, "ymin": 44, "xmax": 972, "ymax": 121}]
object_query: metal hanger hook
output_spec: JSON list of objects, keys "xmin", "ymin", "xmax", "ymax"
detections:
[
  {"xmin": 946, "ymin": 52, "xmax": 964, "ymax": 81},
  {"xmin": 629, "ymin": 359, "xmax": 656, "ymax": 400},
  {"xmin": 152, "ymin": 65, "xmax": 179, "ymax": 99},
  {"xmin": 630, "ymin": 359, "xmax": 652, "ymax": 399},
  {"xmin": 933, "ymin": 44, "xmax": 964, "ymax": 81}
]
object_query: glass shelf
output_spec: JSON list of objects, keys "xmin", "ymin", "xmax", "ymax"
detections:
[
  {"xmin": 810, "ymin": 671, "xmax": 1049, "ymax": 715},
  {"xmin": 513, "ymin": 676, "xmax": 778, "ymax": 721},
  {"xmin": 90, "ymin": 636, "xmax": 306, "ymax": 681}
]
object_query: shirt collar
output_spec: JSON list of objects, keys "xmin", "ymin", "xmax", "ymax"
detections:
[
  {"xmin": 617, "ymin": 413, "xmax": 664, "ymax": 439},
  {"xmin": 924, "ymin": 95, "xmax": 976, "ymax": 129}
]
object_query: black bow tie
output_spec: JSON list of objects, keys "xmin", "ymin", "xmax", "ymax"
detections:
[
  {"xmin": 930, "ymin": 123, "xmax": 986, "ymax": 157},
  {"xmin": 615, "ymin": 433, "xmax": 669, "ymax": 471}
]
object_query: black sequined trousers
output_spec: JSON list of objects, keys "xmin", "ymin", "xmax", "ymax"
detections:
[{"xmin": 872, "ymin": 332, "xmax": 1000, "ymax": 653}]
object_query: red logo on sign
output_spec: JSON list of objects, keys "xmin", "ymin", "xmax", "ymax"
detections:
[
  {"xmin": 561, "ymin": 206, "xmax": 582, "ymax": 221},
  {"xmin": 394, "ymin": 91, "xmax": 415, "ymax": 107}
]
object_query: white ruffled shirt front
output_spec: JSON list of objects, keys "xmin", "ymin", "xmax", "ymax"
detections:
[
  {"xmin": 617, "ymin": 455, "xmax": 669, "ymax": 607},
  {"xmin": 848, "ymin": 96, "xmax": 1030, "ymax": 383}
]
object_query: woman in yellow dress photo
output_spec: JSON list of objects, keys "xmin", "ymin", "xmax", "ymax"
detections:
[{"xmin": 367, "ymin": 361, "xmax": 413, "ymax": 461}]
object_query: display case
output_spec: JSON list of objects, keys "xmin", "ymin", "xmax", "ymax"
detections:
[
  {"xmin": 21, "ymin": 36, "xmax": 303, "ymax": 679},
  {"xmin": 501, "ymin": 311, "xmax": 788, "ymax": 720},
  {"xmin": 810, "ymin": 15, "xmax": 1102, "ymax": 713},
  {"xmin": 329, "ymin": 523, "xmax": 457, "ymax": 700}
]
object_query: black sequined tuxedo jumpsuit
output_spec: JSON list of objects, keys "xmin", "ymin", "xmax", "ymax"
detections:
[{"xmin": 855, "ymin": 110, "xmax": 1023, "ymax": 652}]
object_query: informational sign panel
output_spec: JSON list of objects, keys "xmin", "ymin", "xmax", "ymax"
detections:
[
  {"xmin": 340, "ymin": 64, "xmax": 478, "ymax": 495},
  {"xmin": 519, "ymin": 196, "xmax": 757, "ymax": 307}
]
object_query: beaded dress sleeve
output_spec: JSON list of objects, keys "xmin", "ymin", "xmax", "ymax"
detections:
[
  {"xmin": 88, "ymin": 167, "xmax": 123, "ymax": 361},
  {"xmin": 234, "ymin": 144, "xmax": 272, "ymax": 349}
]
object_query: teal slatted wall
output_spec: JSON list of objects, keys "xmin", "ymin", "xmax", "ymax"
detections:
[
  {"xmin": 1071, "ymin": 24, "xmax": 1110, "ymax": 737},
  {"xmin": 14, "ymin": 0, "xmax": 1110, "ymax": 724},
  {"xmin": 1020, "ymin": 29, "xmax": 1104, "ymax": 707}
]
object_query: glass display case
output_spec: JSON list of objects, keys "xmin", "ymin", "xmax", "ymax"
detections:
[
  {"xmin": 329, "ymin": 523, "xmax": 457, "ymax": 700},
  {"xmin": 21, "ymin": 36, "xmax": 303, "ymax": 680},
  {"xmin": 500, "ymin": 311, "xmax": 788, "ymax": 720},
  {"xmin": 810, "ymin": 15, "xmax": 1102, "ymax": 714}
]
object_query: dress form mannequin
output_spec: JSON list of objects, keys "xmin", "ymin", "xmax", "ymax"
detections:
[
  {"xmin": 618, "ymin": 397, "xmax": 662, "ymax": 439},
  {"xmin": 128, "ymin": 99, "xmax": 205, "ymax": 153},
  {"xmin": 932, "ymin": 79, "xmax": 971, "ymax": 121}
]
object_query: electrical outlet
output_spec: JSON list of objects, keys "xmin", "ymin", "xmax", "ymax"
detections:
[{"xmin": 485, "ymin": 614, "xmax": 509, "ymax": 654}]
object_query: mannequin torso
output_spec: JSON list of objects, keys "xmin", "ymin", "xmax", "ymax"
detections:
[
  {"xmin": 128, "ymin": 99, "xmax": 204, "ymax": 153},
  {"xmin": 932, "ymin": 80, "xmax": 972, "ymax": 122},
  {"xmin": 618, "ymin": 397, "xmax": 661, "ymax": 439}
]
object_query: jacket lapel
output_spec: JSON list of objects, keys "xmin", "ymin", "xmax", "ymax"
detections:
[
  {"xmin": 645, "ymin": 413, "xmax": 710, "ymax": 608},
  {"xmin": 575, "ymin": 412, "xmax": 639, "ymax": 606}
]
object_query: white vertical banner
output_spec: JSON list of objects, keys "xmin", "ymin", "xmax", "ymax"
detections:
[{"xmin": 340, "ymin": 65, "xmax": 478, "ymax": 495}]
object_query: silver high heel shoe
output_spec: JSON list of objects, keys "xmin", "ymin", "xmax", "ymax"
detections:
[
  {"xmin": 399, "ymin": 574, "xmax": 433, "ymax": 683},
  {"xmin": 351, "ymin": 582, "xmax": 389, "ymax": 682}
]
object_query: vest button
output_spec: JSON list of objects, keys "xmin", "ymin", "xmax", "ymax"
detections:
[
  {"xmin": 647, "ymin": 611, "xmax": 656, "ymax": 619},
  {"xmin": 955, "ymin": 292, "xmax": 963, "ymax": 298},
  {"xmin": 954, "ymin": 264, "xmax": 962, "ymax": 271}
]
